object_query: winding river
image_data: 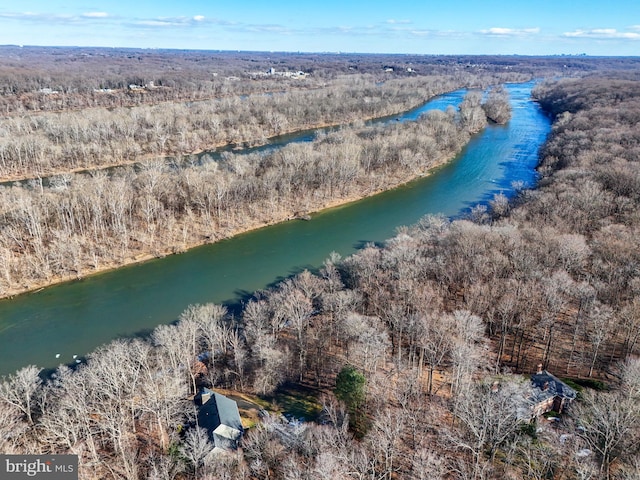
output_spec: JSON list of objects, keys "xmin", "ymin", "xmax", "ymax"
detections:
[{"xmin": 0, "ymin": 81, "xmax": 550, "ymax": 376}]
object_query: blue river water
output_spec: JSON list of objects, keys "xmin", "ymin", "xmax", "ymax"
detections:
[{"xmin": 0, "ymin": 81, "xmax": 550, "ymax": 375}]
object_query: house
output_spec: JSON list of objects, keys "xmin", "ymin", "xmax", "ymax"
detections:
[
  {"xmin": 194, "ymin": 388, "xmax": 243, "ymax": 451},
  {"xmin": 529, "ymin": 366, "xmax": 576, "ymax": 417}
]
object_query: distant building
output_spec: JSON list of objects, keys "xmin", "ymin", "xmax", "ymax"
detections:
[
  {"xmin": 194, "ymin": 388, "xmax": 244, "ymax": 452},
  {"xmin": 529, "ymin": 366, "xmax": 577, "ymax": 417}
]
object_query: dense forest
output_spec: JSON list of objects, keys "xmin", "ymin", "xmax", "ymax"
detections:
[
  {"xmin": 0, "ymin": 51, "xmax": 518, "ymax": 299},
  {"xmin": 1, "ymin": 51, "xmax": 640, "ymax": 479},
  {"xmin": 1, "ymin": 46, "xmax": 628, "ymax": 113},
  {"xmin": 0, "ymin": 75, "xmax": 503, "ymax": 181}
]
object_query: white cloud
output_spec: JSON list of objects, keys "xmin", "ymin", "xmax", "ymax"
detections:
[
  {"xmin": 563, "ymin": 28, "xmax": 640, "ymax": 40},
  {"xmin": 433, "ymin": 30, "xmax": 466, "ymax": 38},
  {"xmin": 135, "ymin": 20, "xmax": 176, "ymax": 27},
  {"xmin": 132, "ymin": 16, "xmax": 210, "ymax": 28},
  {"xmin": 386, "ymin": 19, "xmax": 412, "ymax": 25},
  {"xmin": 82, "ymin": 12, "xmax": 109, "ymax": 18},
  {"xmin": 409, "ymin": 29, "xmax": 432, "ymax": 37},
  {"xmin": 0, "ymin": 12, "xmax": 66, "ymax": 21},
  {"xmin": 479, "ymin": 27, "xmax": 540, "ymax": 36},
  {"xmin": 130, "ymin": 15, "xmax": 236, "ymax": 29},
  {"xmin": 245, "ymin": 24, "xmax": 293, "ymax": 34},
  {"xmin": 0, "ymin": 12, "xmax": 28, "ymax": 18},
  {"xmin": 0, "ymin": 10, "xmax": 111, "ymax": 24}
]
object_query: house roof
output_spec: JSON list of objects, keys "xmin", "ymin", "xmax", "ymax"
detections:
[
  {"xmin": 531, "ymin": 370, "xmax": 577, "ymax": 403},
  {"xmin": 214, "ymin": 424, "xmax": 242, "ymax": 441},
  {"xmin": 195, "ymin": 388, "xmax": 243, "ymax": 449}
]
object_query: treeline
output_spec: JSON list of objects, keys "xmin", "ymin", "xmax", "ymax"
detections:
[
  {"xmin": 1, "ymin": 258, "xmax": 638, "ymax": 479},
  {"xmin": 0, "ymin": 47, "xmax": 321, "ymax": 113},
  {"xmin": 0, "ymin": 75, "xmax": 466, "ymax": 181},
  {"xmin": 5, "ymin": 46, "xmax": 623, "ymax": 115},
  {"xmin": 2, "ymin": 73, "xmax": 640, "ymax": 479},
  {"xmin": 0, "ymin": 46, "xmax": 547, "ymax": 116},
  {"xmin": 0, "ymin": 93, "xmax": 490, "ymax": 298}
]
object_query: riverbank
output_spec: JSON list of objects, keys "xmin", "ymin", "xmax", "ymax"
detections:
[
  {"xmin": 0, "ymin": 77, "xmax": 475, "ymax": 185},
  {"xmin": 0, "ymin": 148, "xmax": 455, "ymax": 300},
  {"xmin": 0, "ymin": 111, "xmax": 422, "ymax": 184},
  {"xmin": 0, "ymin": 81, "xmax": 545, "ymax": 376},
  {"xmin": 0, "ymin": 84, "xmax": 488, "ymax": 301},
  {"xmin": 0, "ymin": 75, "xmax": 474, "ymax": 183}
]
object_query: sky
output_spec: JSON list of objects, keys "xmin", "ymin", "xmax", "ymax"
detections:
[{"xmin": 0, "ymin": 0, "xmax": 639, "ymax": 56}]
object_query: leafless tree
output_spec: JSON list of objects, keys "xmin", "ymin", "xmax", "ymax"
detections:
[
  {"xmin": 482, "ymin": 85, "xmax": 512, "ymax": 124},
  {"xmin": 415, "ymin": 312, "xmax": 455, "ymax": 395},
  {"xmin": 575, "ymin": 388, "xmax": 640, "ymax": 480},
  {"xmin": 181, "ymin": 426, "xmax": 213, "ymax": 478},
  {"xmin": 0, "ymin": 365, "xmax": 42, "ymax": 425},
  {"xmin": 450, "ymin": 376, "xmax": 531, "ymax": 477}
]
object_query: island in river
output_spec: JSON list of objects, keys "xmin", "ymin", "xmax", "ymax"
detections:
[
  {"xmin": 0, "ymin": 82, "xmax": 550, "ymax": 376},
  {"xmin": 0, "ymin": 83, "xmax": 494, "ymax": 301}
]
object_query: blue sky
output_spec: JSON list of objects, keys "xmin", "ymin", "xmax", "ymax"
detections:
[{"xmin": 0, "ymin": 0, "xmax": 638, "ymax": 55}]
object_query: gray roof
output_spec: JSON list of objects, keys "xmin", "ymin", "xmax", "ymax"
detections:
[
  {"xmin": 195, "ymin": 388, "xmax": 243, "ymax": 449},
  {"xmin": 531, "ymin": 370, "xmax": 577, "ymax": 403}
]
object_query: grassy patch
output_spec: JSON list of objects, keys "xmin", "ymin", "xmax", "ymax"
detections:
[
  {"xmin": 214, "ymin": 390, "xmax": 269, "ymax": 430},
  {"xmin": 520, "ymin": 421, "xmax": 537, "ymax": 439},
  {"xmin": 259, "ymin": 383, "xmax": 323, "ymax": 421},
  {"xmin": 560, "ymin": 378, "xmax": 584, "ymax": 393},
  {"xmin": 565, "ymin": 377, "xmax": 609, "ymax": 392},
  {"xmin": 215, "ymin": 386, "xmax": 323, "ymax": 427}
]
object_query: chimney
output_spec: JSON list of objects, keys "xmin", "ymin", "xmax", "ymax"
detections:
[{"xmin": 537, "ymin": 363, "xmax": 543, "ymax": 374}]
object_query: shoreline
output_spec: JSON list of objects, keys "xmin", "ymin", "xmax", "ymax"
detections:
[
  {"xmin": 0, "ymin": 152, "xmax": 452, "ymax": 301},
  {"xmin": 0, "ymin": 88, "xmax": 458, "ymax": 184}
]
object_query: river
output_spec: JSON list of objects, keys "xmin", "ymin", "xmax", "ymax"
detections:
[{"xmin": 0, "ymin": 81, "xmax": 550, "ymax": 376}]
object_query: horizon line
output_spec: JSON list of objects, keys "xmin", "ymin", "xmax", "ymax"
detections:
[{"xmin": 1, "ymin": 44, "xmax": 638, "ymax": 58}]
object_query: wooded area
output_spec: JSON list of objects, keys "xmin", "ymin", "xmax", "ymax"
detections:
[
  {"xmin": 0, "ymin": 76, "xmax": 469, "ymax": 181},
  {"xmin": 0, "ymin": 46, "xmax": 619, "ymax": 113},
  {"xmin": 0, "ymin": 51, "xmax": 519, "ymax": 299},
  {"xmin": 1, "ymin": 51, "xmax": 640, "ymax": 479}
]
